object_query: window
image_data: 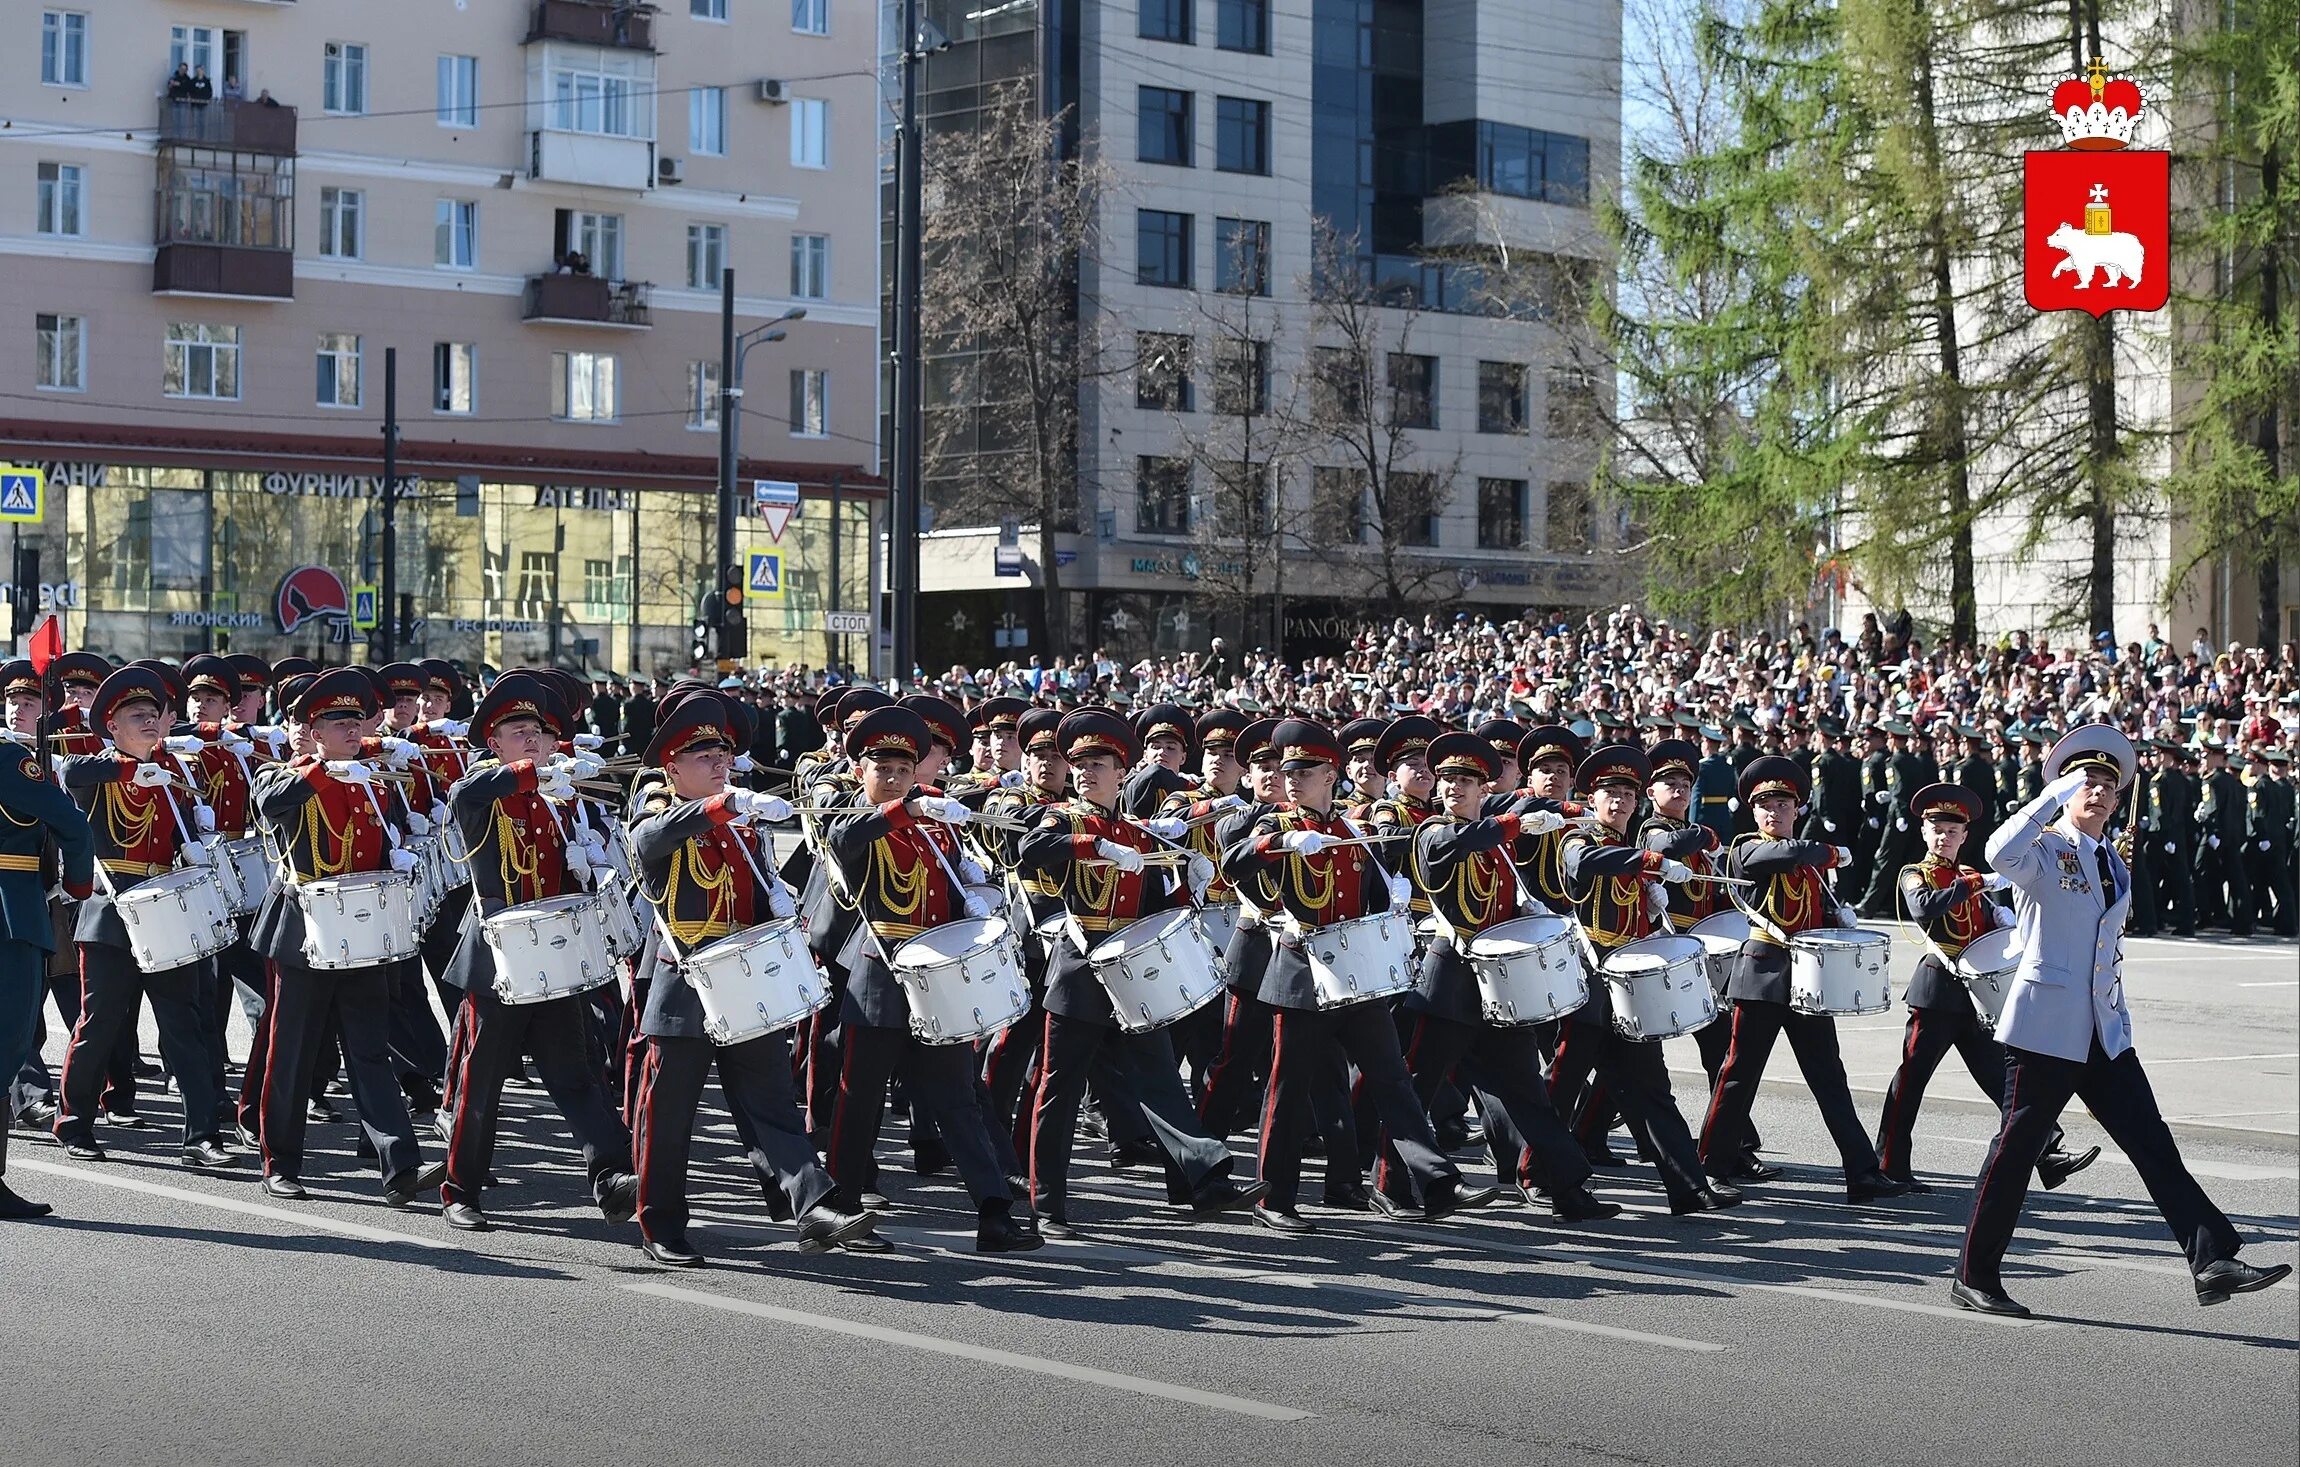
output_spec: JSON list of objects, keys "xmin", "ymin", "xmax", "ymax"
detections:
[
  {"xmin": 40, "ymin": 11, "xmax": 87, "ymax": 88},
  {"xmin": 790, "ymin": 98, "xmax": 828, "ymax": 168},
  {"xmin": 437, "ymin": 54, "xmax": 478, "ymax": 126},
  {"xmin": 789, "ymin": 369, "xmax": 827, "ymax": 436},
  {"xmin": 1312, "ymin": 466, "xmax": 1368, "ymax": 544},
  {"xmin": 555, "ymin": 209, "xmax": 624, "ymax": 280},
  {"xmin": 1214, "ymin": 217, "xmax": 1270, "ymax": 295},
  {"xmin": 1545, "ymin": 480, "xmax": 1594, "ymax": 551},
  {"xmin": 170, "ymin": 26, "xmax": 245, "ymax": 90},
  {"xmin": 1313, "ymin": 347, "xmax": 1365, "ymax": 420},
  {"xmin": 1212, "ymin": 339, "xmax": 1269, "ymax": 416},
  {"xmin": 1210, "ymin": 463, "xmax": 1270, "ymax": 539},
  {"xmin": 433, "ymin": 342, "xmax": 476, "ymax": 414},
  {"xmin": 1137, "ymin": 209, "xmax": 1193, "ymax": 288},
  {"xmin": 35, "ymin": 163, "xmax": 83, "ymax": 238},
  {"xmin": 1477, "ymin": 477, "xmax": 1526, "ymax": 549},
  {"xmin": 1137, "ymin": 457, "xmax": 1192, "ymax": 535},
  {"xmin": 687, "ymin": 360, "xmax": 720, "ymax": 428},
  {"xmin": 1217, "ymin": 0, "xmax": 1268, "ymax": 53},
  {"xmin": 1391, "ymin": 471, "xmax": 1440, "ymax": 547},
  {"xmin": 790, "ymin": 232, "xmax": 829, "ymax": 299},
  {"xmin": 582, "ymin": 558, "xmax": 630, "ymax": 619},
  {"xmin": 514, "ymin": 551, "xmax": 554, "ymax": 611},
  {"xmin": 323, "ymin": 42, "xmax": 368, "ymax": 115},
  {"xmin": 35, "ymin": 313, "xmax": 84, "ymax": 392},
  {"xmin": 1135, "ymin": 333, "xmax": 1194, "ymax": 412},
  {"xmin": 686, "ymin": 223, "xmax": 726, "ymax": 290},
  {"xmin": 1428, "ymin": 120, "xmax": 1592, "ymax": 207},
  {"xmin": 435, "ymin": 199, "xmax": 478, "ymax": 269},
  {"xmin": 1138, "ymin": 87, "xmax": 1192, "ymax": 166},
  {"xmin": 1141, "ymin": 0, "xmax": 1193, "ymax": 44},
  {"xmin": 1215, "ymin": 97, "xmax": 1269, "ymax": 175},
  {"xmin": 1546, "ymin": 365, "xmax": 1598, "ymax": 437},
  {"xmin": 163, "ymin": 323, "xmax": 242, "ymax": 401},
  {"xmin": 1477, "ymin": 360, "xmax": 1527, "ymax": 434},
  {"xmin": 692, "ymin": 0, "xmax": 728, "ymax": 17},
  {"xmin": 1388, "ymin": 352, "xmax": 1437, "ymax": 429},
  {"xmin": 689, "ymin": 86, "xmax": 727, "ymax": 155},
  {"xmin": 550, "ymin": 54, "xmax": 648, "ymax": 139},
  {"xmin": 318, "ymin": 186, "xmax": 364, "ymax": 259},
  {"xmin": 792, "ymin": 0, "xmax": 829, "ymax": 34},
  {"xmin": 551, "ymin": 351, "xmax": 619, "ymax": 422},
  {"xmin": 315, "ymin": 332, "xmax": 362, "ymax": 409}
]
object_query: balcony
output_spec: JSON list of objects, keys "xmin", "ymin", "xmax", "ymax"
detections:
[
  {"xmin": 523, "ymin": 274, "xmax": 652, "ymax": 327},
  {"xmin": 153, "ymin": 149, "xmax": 295, "ymax": 299},
  {"xmin": 528, "ymin": 129, "xmax": 655, "ymax": 190},
  {"xmin": 154, "ymin": 243, "xmax": 293, "ymax": 299},
  {"xmin": 527, "ymin": 1, "xmax": 656, "ymax": 52},
  {"xmin": 154, "ymin": 97, "xmax": 298, "ymax": 156}
]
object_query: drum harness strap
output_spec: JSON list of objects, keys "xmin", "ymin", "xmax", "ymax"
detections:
[
  {"xmin": 1063, "ymin": 811, "xmax": 1197, "ymax": 958},
  {"xmin": 643, "ymin": 801, "xmax": 791, "ymax": 970},
  {"xmin": 90, "ymin": 755, "xmax": 203, "ymax": 903},
  {"xmin": 1898, "ymin": 879, "xmax": 2013, "ymax": 1021}
]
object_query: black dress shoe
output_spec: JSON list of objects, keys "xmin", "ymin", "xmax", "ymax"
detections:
[
  {"xmin": 1108, "ymin": 1142, "xmax": 1165, "ymax": 1172},
  {"xmin": 2036, "ymin": 1144, "xmax": 2102, "ymax": 1190},
  {"xmin": 909, "ymin": 1139, "xmax": 950, "ymax": 1177},
  {"xmin": 599, "ymin": 1172, "xmax": 639, "ymax": 1225},
  {"xmin": 796, "ymin": 1205, "xmax": 880, "ymax": 1254},
  {"xmin": 2194, "ymin": 1259, "xmax": 2293, "ymax": 1306},
  {"xmin": 443, "ymin": 1201, "xmax": 492, "ymax": 1232},
  {"xmin": 430, "ymin": 1112, "xmax": 453, "ymax": 1145},
  {"xmin": 839, "ymin": 1232, "xmax": 894, "ymax": 1253},
  {"xmin": 1551, "ymin": 1185, "xmax": 1624, "ymax": 1221},
  {"xmin": 1252, "ymin": 1202, "xmax": 1316, "ymax": 1234},
  {"xmin": 235, "ymin": 1123, "xmax": 261, "ymax": 1151},
  {"xmin": 857, "ymin": 1190, "xmax": 892, "ymax": 1212},
  {"xmin": 1845, "ymin": 1169, "xmax": 1911, "ymax": 1203},
  {"xmin": 1730, "ymin": 1157, "xmax": 1782, "ymax": 1182},
  {"xmin": 642, "ymin": 1237, "xmax": 707, "ymax": 1268},
  {"xmin": 976, "ymin": 1209, "xmax": 1044, "ymax": 1253},
  {"xmin": 307, "ymin": 1099, "xmax": 342, "ymax": 1124},
  {"xmin": 1671, "ymin": 1184, "xmax": 1743, "ymax": 1216},
  {"xmin": 14, "ymin": 1099, "xmax": 59, "ymax": 1131},
  {"xmin": 1368, "ymin": 1189, "xmax": 1427, "ymax": 1222},
  {"xmin": 1889, "ymin": 1174, "xmax": 1933, "ymax": 1194},
  {"xmin": 262, "ymin": 1175, "xmax": 308, "ymax": 1200},
  {"xmin": 63, "ymin": 1139, "xmax": 105, "ymax": 1162},
  {"xmin": 1583, "ymin": 1144, "xmax": 1627, "ymax": 1169},
  {"xmin": 0, "ymin": 1179, "xmax": 54, "ymax": 1220},
  {"xmin": 1190, "ymin": 1178, "xmax": 1268, "ymax": 1216},
  {"xmin": 182, "ymin": 1139, "xmax": 234, "ymax": 1168},
  {"xmin": 1425, "ymin": 1183, "xmax": 1499, "ymax": 1219},
  {"xmin": 1320, "ymin": 1182, "xmax": 1370, "ymax": 1210},
  {"xmin": 103, "ymin": 1110, "xmax": 144, "ymax": 1130},
  {"xmin": 1037, "ymin": 1215, "xmax": 1082, "ymax": 1240},
  {"xmin": 382, "ymin": 1162, "xmax": 447, "ymax": 1209},
  {"xmin": 1950, "ymin": 1279, "xmax": 2031, "ymax": 1317}
]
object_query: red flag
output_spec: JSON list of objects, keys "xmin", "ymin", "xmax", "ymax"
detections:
[{"xmin": 27, "ymin": 614, "xmax": 62, "ymax": 674}]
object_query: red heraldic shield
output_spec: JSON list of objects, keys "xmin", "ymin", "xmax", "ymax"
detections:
[{"xmin": 2024, "ymin": 150, "xmax": 2169, "ymax": 317}]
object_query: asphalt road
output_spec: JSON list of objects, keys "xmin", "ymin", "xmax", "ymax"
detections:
[{"xmin": 3, "ymin": 933, "xmax": 2293, "ymax": 1467}]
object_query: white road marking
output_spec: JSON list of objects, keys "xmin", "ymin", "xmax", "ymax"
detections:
[
  {"xmin": 1911, "ymin": 1131, "xmax": 2300, "ymax": 1182},
  {"xmin": 622, "ymin": 1280, "xmax": 1314, "ymax": 1421},
  {"xmin": 2143, "ymin": 1052, "xmax": 2299, "ymax": 1065},
  {"xmin": 2237, "ymin": 981, "xmax": 2299, "ymax": 989},
  {"xmin": 13, "ymin": 1157, "xmax": 454, "ymax": 1249}
]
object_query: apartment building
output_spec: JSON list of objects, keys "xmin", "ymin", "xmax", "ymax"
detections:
[{"xmin": 3, "ymin": 0, "xmax": 881, "ymax": 674}]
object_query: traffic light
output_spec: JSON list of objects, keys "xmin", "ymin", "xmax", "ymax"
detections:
[
  {"xmin": 690, "ymin": 618, "xmax": 712, "ymax": 666},
  {"xmin": 720, "ymin": 564, "xmax": 746, "ymax": 655},
  {"xmin": 9, "ymin": 545, "xmax": 37, "ymax": 637}
]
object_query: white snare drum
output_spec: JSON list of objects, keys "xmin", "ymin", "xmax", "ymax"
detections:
[
  {"xmin": 963, "ymin": 882, "xmax": 1009, "ymax": 923},
  {"xmin": 1954, "ymin": 927, "xmax": 2017, "ymax": 1031},
  {"xmin": 598, "ymin": 881, "xmax": 646, "ymax": 960},
  {"xmin": 401, "ymin": 836, "xmax": 441, "ymax": 923},
  {"xmin": 216, "ymin": 836, "xmax": 270, "ymax": 917},
  {"xmin": 890, "ymin": 916, "xmax": 1031, "ymax": 1044},
  {"xmin": 1195, "ymin": 901, "xmax": 1240, "ymax": 958},
  {"xmin": 1788, "ymin": 928, "xmax": 1893, "ymax": 1016},
  {"xmin": 681, "ymin": 917, "xmax": 831, "ymax": 1044},
  {"xmin": 296, "ymin": 869, "xmax": 420, "ymax": 970},
  {"xmin": 483, "ymin": 894, "xmax": 615, "ymax": 1005},
  {"xmin": 1303, "ymin": 910, "xmax": 1415, "ymax": 1009},
  {"xmin": 112, "ymin": 866, "xmax": 238, "ymax": 971},
  {"xmin": 1463, "ymin": 914, "xmax": 1588, "ymax": 1025},
  {"xmin": 1687, "ymin": 910, "xmax": 1750, "ymax": 996},
  {"xmin": 1600, "ymin": 935, "xmax": 1717, "ymax": 1039},
  {"xmin": 1088, "ymin": 908, "xmax": 1220, "ymax": 1032}
]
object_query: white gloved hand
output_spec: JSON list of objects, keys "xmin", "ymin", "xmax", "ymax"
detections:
[
  {"xmin": 1646, "ymin": 883, "xmax": 1670, "ymax": 921},
  {"xmin": 430, "ymin": 801, "xmax": 449, "ymax": 827},
  {"xmin": 962, "ymin": 891, "xmax": 992, "ymax": 918},
  {"xmin": 1822, "ymin": 819, "xmax": 1838, "ymax": 833},
  {"xmin": 1866, "ymin": 816, "xmax": 1882, "ymax": 830},
  {"xmin": 1282, "ymin": 830, "xmax": 1328, "ymax": 856},
  {"xmin": 178, "ymin": 840, "xmax": 212, "ymax": 867},
  {"xmin": 1658, "ymin": 859, "xmax": 1695, "ymax": 884},
  {"xmin": 1518, "ymin": 808, "xmax": 1565, "ymax": 837},
  {"xmin": 563, "ymin": 842, "xmax": 594, "ymax": 878},
  {"xmin": 193, "ymin": 804, "xmax": 216, "ymax": 834},
  {"xmin": 732, "ymin": 753, "xmax": 755, "ymax": 773},
  {"xmin": 2207, "ymin": 834, "xmax": 2221, "ymax": 850},
  {"xmin": 389, "ymin": 849, "xmax": 421, "ymax": 874},
  {"xmin": 1187, "ymin": 853, "xmax": 1215, "ymax": 898},
  {"xmin": 2260, "ymin": 839, "xmax": 2273, "ymax": 851},
  {"xmin": 325, "ymin": 760, "xmax": 374, "ymax": 784},
  {"xmin": 556, "ymin": 751, "xmax": 606, "ymax": 781},
  {"xmin": 1832, "ymin": 846, "xmax": 1854, "ymax": 868},
  {"xmin": 1211, "ymin": 794, "xmax": 1247, "ymax": 811},
  {"xmin": 1835, "ymin": 904, "xmax": 1860, "ymax": 928},
  {"xmin": 998, "ymin": 769, "xmax": 1026, "ymax": 788},
  {"xmin": 2043, "ymin": 770, "xmax": 2092, "ymax": 805},
  {"xmin": 734, "ymin": 790, "xmax": 791, "ymax": 823},
  {"xmin": 767, "ymin": 879, "xmax": 797, "ymax": 921},
  {"xmin": 2162, "ymin": 840, "xmax": 2175, "ymax": 854},
  {"xmin": 536, "ymin": 768, "xmax": 576, "ymax": 802},
  {"xmin": 221, "ymin": 733, "xmax": 254, "ymax": 757},
  {"xmin": 435, "ymin": 719, "xmax": 469, "ymax": 738},
  {"xmin": 164, "ymin": 735, "xmax": 204, "ymax": 754},
  {"xmin": 251, "ymin": 725, "xmax": 292, "ymax": 756},
  {"xmin": 958, "ymin": 857, "xmax": 988, "ymax": 886},
  {"xmin": 572, "ymin": 733, "xmax": 605, "ymax": 751},
  {"xmin": 1982, "ymin": 871, "xmax": 2012, "ymax": 890},
  {"xmin": 1873, "ymin": 789, "xmax": 1893, "ymax": 805},
  {"xmin": 405, "ymin": 810, "xmax": 433, "ymax": 837},
  {"xmin": 1143, "ymin": 816, "xmax": 1189, "ymax": 840},
  {"xmin": 1094, "ymin": 839, "xmax": 1144, "ymax": 874},
  {"xmin": 1895, "ymin": 817, "xmax": 1907, "ymax": 831},
  {"xmin": 375, "ymin": 737, "xmax": 418, "ymax": 770},
  {"xmin": 913, "ymin": 796, "xmax": 970, "ymax": 825},
  {"xmin": 1386, "ymin": 874, "xmax": 1412, "ymax": 908}
]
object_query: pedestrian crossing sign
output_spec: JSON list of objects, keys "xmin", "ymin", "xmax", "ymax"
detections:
[
  {"xmin": 0, "ymin": 466, "xmax": 43, "ymax": 522},
  {"xmin": 351, "ymin": 585, "xmax": 379, "ymax": 630},
  {"xmin": 747, "ymin": 552, "xmax": 784, "ymax": 601}
]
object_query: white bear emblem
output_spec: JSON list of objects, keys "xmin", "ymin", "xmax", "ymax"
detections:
[{"xmin": 2046, "ymin": 221, "xmax": 2144, "ymax": 289}]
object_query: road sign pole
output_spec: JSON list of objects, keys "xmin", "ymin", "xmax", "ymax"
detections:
[{"xmin": 379, "ymin": 347, "xmax": 398, "ymax": 660}]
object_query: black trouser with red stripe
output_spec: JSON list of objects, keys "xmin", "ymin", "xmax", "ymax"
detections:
[
  {"xmin": 55, "ymin": 944, "xmax": 221, "ymax": 1149},
  {"xmin": 1699, "ymin": 999, "xmax": 1880, "ymax": 1180},
  {"xmin": 1545, "ymin": 1016, "xmax": 1708, "ymax": 1209},
  {"xmin": 1875, "ymin": 1000, "xmax": 2064, "ymax": 1183},
  {"xmin": 1260, "ymin": 1001, "xmax": 1454, "ymax": 1213},
  {"xmin": 1380, "ymin": 1011, "xmax": 1591, "ymax": 1201},
  {"xmin": 1960, "ymin": 1038, "xmax": 2240, "ymax": 1291},
  {"xmin": 1029, "ymin": 1011, "xmax": 1231, "ymax": 1219},
  {"xmin": 632, "ymin": 1029, "xmax": 833, "ymax": 1247},
  {"xmin": 827, "ymin": 1004, "xmax": 1013, "ymax": 1214},
  {"xmin": 442, "ymin": 985, "xmax": 631, "ymax": 1209},
  {"xmin": 1197, "ymin": 988, "xmax": 1359, "ymax": 1170},
  {"xmin": 261, "ymin": 959, "xmax": 422, "ymax": 1185},
  {"xmin": 980, "ymin": 988, "xmax": 1044, "ymax": 1139}
]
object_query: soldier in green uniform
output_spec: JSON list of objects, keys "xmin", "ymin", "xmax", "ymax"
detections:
[{"xmin": 1, "ymin": 732, "xmax": 95, "ymax": 1218}]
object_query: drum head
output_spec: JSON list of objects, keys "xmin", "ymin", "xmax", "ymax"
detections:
[
  {"xmin": 894, "ymin": 915, "xmax": 1009, "ymax": 969},
  {"xmin": 1601, "ymin": 935, "xmax": 1705, "ymax": 973},
  {"xmin": 1958, "ymin": 927, "xmax": 2017, "ymax": 974}
]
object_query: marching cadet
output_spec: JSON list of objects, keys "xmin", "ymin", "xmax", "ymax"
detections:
[
  {"xmin": 1553, "ymin": 744, "xmax": 1739, "ymax": 1216},
  {"xmin": 950, "ymin": 696, "xmax": 1028, "ymax": 810},
  {"xmin": 1121, "ymin": 702, "xmax": 1198, "ymax": 817},
  {"xmin": 0, "ymin": 724, "xmax": 93, "ymax": 1218},
  {"xmin": 1874, "ymin": 783, "xmax": 2098, "ymax": 1193},
  {"xmin": 176, "ymin": 655, "xmax": 270, "ymax": 1129},
  {"xmin": 1858, "ymin": 721, "xmax": 1926, "ymax": 917},
  {"xmin": 792, "ymin": 685, "xmax": 893, "ymax": 1151},
  {"xmin": 1699, "ymin": 755, "xmax": 1909, "ymax": 1201},
  {"xmin": 5, "ymin": 658, "xmax": 73, "ymax": 1138},
  {"xmin": 225, "ymin": 654, "xmax": 273, "ymax": 728},
  {"xmin": 627, "ymin": 694, "xmax": 879, "ymax": 1265},
  {"xmin": 1014, "ymin": 709, "xmax": 1258, "ymax": 1235},
  {"xmin": 1475, "ymin": 718, "xmax": 1528, "ymax": 800},
  {"xmin": 2149, "ymin": 737, "xmax": 2199, "ymax": 935},
  {"xmin": 1338, "ymin": 717, "xmax": 1387, "ymax": 815},
  {"xmin": 1506, "ymin": 725, "xmax": 1587, "ymax": 911},
  {"xmin": 438, "ymin": 673, "xmax": 639, "ymax": 1232},
  {"xmin": 1386, "ymin": 732, "xmax": 1613, "ymax": 1219},
  {"xmin": 2194, "ymin": 740, "xmax": 2252, "ymax": 934},
  {"xmin": 823, "ymin": 705, "xmax": 1042, "ymax": 1252},
  {"xmin": 1361, "ymin": 716, "xmax": 1443, "ymax": 886},
  {"xmin": 1151, "ymin": 707, "xmax": 1251, "ymax": 1086},
  {"xmin": 2254, "ymin": 747, "xmax": 2297, "ymax": 936},
  {"xmin": 1221, "ymin": 718, "xmax": 1483, "ymax": 1232},
  {"xmin": 978, "ymin": 707, "xmax": 1070, "ymax": 1143},
  {"xmin": 246, "ymin": 669, "xmax": 445, "ymax": 1206},
  {"xmin": 53, "ymin": 667, "xmax": 232, "ymax": 1166}
]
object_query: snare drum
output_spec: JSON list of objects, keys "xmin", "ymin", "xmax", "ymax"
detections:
[
  {"xmin": 297, "ymin": 870, "xmax": 420, "ymax": 970},
  {"xmin": 1788, "ymin": 928, "xmax": 1893, "ymax": 1016},
  {"xmin": 598, "ymin": 881, "xmax": 646, "ymax": 960},
  {"xmin": 1686, "ymin": 910, "xmax": 1749, "ymax": 996},
  {"xmin": 1953, "ymin": 927, "xmax": 2016, "ymax": 1031},
  {"xmin": 1599, "ymin": 935, "xmax": 1717, "ymax": 1040},
  {"xmin": 216, "ymin": 836, "xmax": 271, "ymax": 917},
  {"xmin": 962, "ymin": 882, "xmax": 1009, "ymax": 923},
  {"xmin": 681, "ymin": 917, "xmax": 831, "ymax": 1044},
  {"xmin": 890, "ymin": 916, "xmax": 1031, "ymax": 1044},
  {"xmin": 1463, "ymin": 914, "xmax": 1588, "ymax": 1025},
  {"xmin": 112, "ymin": 866, "xmax": 238, "ymax": 971},
  {"xmin": 1302, "ymin": 911, "xmax": 1414, "ymax": 1009},
  {"xmin": 1088, "ymin": 908, "xmax": 1220, "ymax": 1032},
  {"xmin": 1194, "ymin": 901, "xmax": 1240, "ymax": 958},
  {"xmin": 482, "ymin": 894, "xmax": 616, "ymax": 1004}
]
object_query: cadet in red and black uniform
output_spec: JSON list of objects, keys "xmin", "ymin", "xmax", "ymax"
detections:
[
  {"xmin": 823, "ymin": 706, "xmax": 1041, "ymax": 1253},
  {"xmin": 437, "ymin": 673, "xmax": 638, "ymax": 1232},
  {"xmin": 1338, "ymin": 717, "xmax": 1388, "ymax": 819},
  {"xmin": 627, "ymin": 694, "xmax": 878, "ymax": 1266},
  {"xmin": 949, "ymin": 696, "xmax": 1028, "ymax": 811},
  {"xmin": 1478, "ymin": 719, "xmax": 1529, "ymax": 803},
  {"xmin": 1121, "ymin": 703, "xmax": 1198, "ymax": 818},
  {"xmin": 247, "ymin": 669, "xmax": 443, "ymax": 1205},
  {"xmin": 176, "ymin": 655, "xmax": 270, "ymax": 1127},
  {"xmin": 1875, "ymin": 783, "xmax": 2097, "ymax": 1192},
  {"xmin": 792, "ymin": 685, "xmax": 893, "ymax": 1145},
  {"xmin": 1556, "ymin": 743, "xmax": 1739, "ymax": 1215},
  {"xmin": 1387, "ymin": 732, "xmax": 1613, "ymax": 1219},
  {"xmin": 978, "ymin": 706, "xmax": 1069, "ymax": 1143},
  {"xmin": 1362, "ymin": 716, "xmax": 1443, "ymax": 896},
  {"xmin": 1151, "ymin": 708, "xmax": 1251, "ymax": 1084},
  {"xmin": 1699, "ymin": 755, "xmax": 1909, "ymax": 1202},
  {"xmin": 1014, "ymin": 709, "xmax": 1257, "ymax": 1234},
  {"xmin": 1507, "ymin": 725, "xmax": 1587, "ymax": 913},
  {"xmin": 1222, "ymin": 718, "xmax": 1481, "ymax": 1232},
  {"xmin": 53, "ymin": 667, "xmax": 231, "ymax": 1166}
]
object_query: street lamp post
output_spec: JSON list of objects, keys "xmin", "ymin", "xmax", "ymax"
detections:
[{"xmin": 711, "ymin": 268, "xmax": 805, "ymax": 664}]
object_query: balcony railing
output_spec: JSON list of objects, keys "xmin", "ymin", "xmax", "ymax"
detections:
[
  {"xmin": 523, "ymin": 274, "xmax": 652, "ymax": 327},
  {"xmin": 154, "ymin": 244, "xmax": 294, "ymax": 299},
  {"xmin": 527, "ymin": 1, "xmax": 657, "ymax": 52},
  {"xmin": 154, "ymin": 97, "xmax": 298, "ymax": 156}
]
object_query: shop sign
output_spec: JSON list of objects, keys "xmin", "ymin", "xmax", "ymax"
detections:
[
  {"xmin": 166, "ymin": 611, "xmax": 265, "ymax": 629},
  {"xmin": 275, "ymin": 565, "xmax": 355, "ymax": 640},
  {"xmin": 448, "ymin": 618, "xmax": 542, "ymax": 634},
  {"xmin": 534, "ymin": 485, "xmax": 638, "ymax": 513},
  {"xmin": 0, "ymin": 581, "xmax": 83, "ymax": 610},
  {"xmin": 259, "ymin": 471, "xmax": 423, "ymax": 499}
]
